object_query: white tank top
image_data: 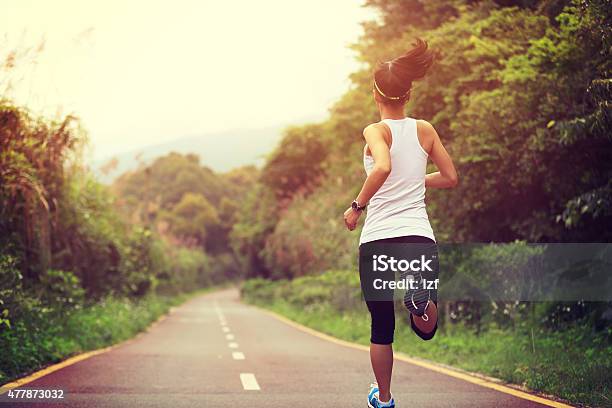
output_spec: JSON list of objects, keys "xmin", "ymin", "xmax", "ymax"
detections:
[{"xmin": 359, "ymin": 117, "xmax": 435, "ymax": 245}]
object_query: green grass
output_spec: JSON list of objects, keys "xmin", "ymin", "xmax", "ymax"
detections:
[
  {"xmin": 242, "ymin": 275, "xmax": 611, "ymax": 408},
  {"xmin": 0, "ymin": 288, "xmax": 212, "ymax": 386}
]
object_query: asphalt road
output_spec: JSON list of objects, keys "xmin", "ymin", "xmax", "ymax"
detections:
[{"xmin": 2, "ymin": 289, "xmax": 558, "ymax": 407}]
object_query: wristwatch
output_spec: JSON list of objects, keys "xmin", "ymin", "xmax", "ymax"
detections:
[{"xmin": 351, "ymin": 199, "xmax": 366, "ymax": 212}]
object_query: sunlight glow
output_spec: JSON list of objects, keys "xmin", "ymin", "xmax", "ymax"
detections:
[{"xmin": 1, "ymin": 0, "xmax": 373, "ymax": 160}]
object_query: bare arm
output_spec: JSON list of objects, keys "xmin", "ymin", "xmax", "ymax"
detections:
[
  {"xmin": 355, "ymin": 124, "xmax": 392, "ymax": 206},
  {"xmin": 418, "ymin": 120, "xmax": 458, "ymax": 189},
  {"xmin": 344, "ymin": 123, "xmax": 391, "ymax": 230}
]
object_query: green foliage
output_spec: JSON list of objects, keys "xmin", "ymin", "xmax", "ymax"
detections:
[
  {"xmin": 261, "ymin": 182, "xmax": 359, "ymax": 279},
  {"xmin": 0, "ymin": 97, "xmax": 240, "ymax": 302},
  {"xmin": 0, "ymin": 101, "xmax": 82, "ymax": 276},
  {"xmin": 232, "ymin": 0, "xmax": 612, "ymax": 277},
  {"xmin": 55, "ymin": 171, "xmax": 127, "ymax": 295},
  {"xmin": 260, "ymin": 124, "xmax": 328, "ymax": 201},
  {"xmin": 157, "ymin": 248, "xmax": 206, "ymax": 294},
  {"xmin": 167, "ymin": 193, "xmax": 220, "ymax": 247},
  {"xmin": 230, "ymin": 183, "xmax": 281, "ymax": 278},
  {"xmin": 113, "ymin": 153, "xmax": 255, "ymax": 258},
  {"xmin": 0, "ymin": 253, "xmax": 22, "ymax": 329},
  {"xmin": 37, "ymin": 270, "xmax": 85, "ymax": 311},
  {"xmin": 560, "ymin": 180, "xmax": 612, "ymax": 228},
  {"xmin": 242, "ymin": 270, "xmax": 362, "ymax": 313},
  {"xmin": 118, "ymin": 227, "xmax": 163, "ymax": 297},
  {"xmin": 113, "ymin": 153, "xmax": 227, "ymax": 215},
  {"xmin": 0, "ymin": 99, "xmax": 231, "ymax": 383}
]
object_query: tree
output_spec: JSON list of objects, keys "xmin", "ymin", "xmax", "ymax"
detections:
[{"xmin": 167, "ymin": 193, "xmax": 220, "ymax": 248}]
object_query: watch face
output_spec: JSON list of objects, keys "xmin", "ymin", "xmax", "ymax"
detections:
[{"xmin": 352, "ymin": 201, "xmax": 358, "ymax": 210}]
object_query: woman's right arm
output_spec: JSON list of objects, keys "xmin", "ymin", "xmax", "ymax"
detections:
[{"xmin": 418, "ymin": 120, "xmax": 458, "ymax": 189}]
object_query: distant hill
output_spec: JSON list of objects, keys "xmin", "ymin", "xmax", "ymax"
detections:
[{"xmin": 93, "ymin": 125, "xmax": 285, "ymax": 183}]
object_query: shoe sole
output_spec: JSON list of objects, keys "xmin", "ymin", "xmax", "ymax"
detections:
[
  {"xmin": 410, "ymin": 301, "xmax": 438, "ymax": 340},
  {"xmin": 367, "ymin": 399, "xmax": 395, "ymax": 408}
]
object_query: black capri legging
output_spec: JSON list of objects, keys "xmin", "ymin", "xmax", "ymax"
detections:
[{"xmin": 359, "ymin": 235, "xmax": 437, "ymax": 345}]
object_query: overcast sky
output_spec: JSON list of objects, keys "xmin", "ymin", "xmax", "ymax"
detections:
[{"xmin": 1, "ymin": 0, "xmax": 374, "ymax": 160}]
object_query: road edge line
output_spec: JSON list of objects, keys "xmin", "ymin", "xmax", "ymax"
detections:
[{"xmin": 256, "ymin": 306, "xmax": 575, "ymax": 408}]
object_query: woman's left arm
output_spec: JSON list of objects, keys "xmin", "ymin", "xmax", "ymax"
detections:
[{"xmin": 344, "ymin": 124, "xmax": 391, "ymax": 231}]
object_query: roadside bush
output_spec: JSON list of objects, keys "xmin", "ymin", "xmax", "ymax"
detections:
[
  {"xmin": 241, "ymin": 277, "xmax": 284, "ymax": 305},
  {"xmin": 242, "ymin": 270, "xmax": 362, "ymax": 313},
  {"xmin": 0, "ymin": 252, "xmax": 22, "ymax": 328},
  {"xmin": 37, "ymin": 270, "xmax": 85, "ymax": 312},
  {"xmin": 119, "ymin": 227, "xmax": 164, "ymax": 297},
  {"xmin": 157, "ymin": 248, "xmax": 207, "ymax": 295}
]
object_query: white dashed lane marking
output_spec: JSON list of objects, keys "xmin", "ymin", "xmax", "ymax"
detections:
[
  {"xmin": 240, "ymin": 373, "xmax": 260, "ymax": 390},
  {"xmin": 214, "ymin": 303, "xmax": 249, "ymax": 373}
]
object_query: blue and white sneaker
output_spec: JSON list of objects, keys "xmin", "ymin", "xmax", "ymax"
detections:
[{"xmin": 367, "ymin": 383, "xmax": 395, "ymax": 408}]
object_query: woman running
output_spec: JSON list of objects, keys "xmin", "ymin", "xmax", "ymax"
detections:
[{"xmin": 343, "ymin": 38, "xmax": 458, "ymax": 408}]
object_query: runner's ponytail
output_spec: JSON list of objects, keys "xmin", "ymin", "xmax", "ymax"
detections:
[{"xmin": 373, "ymin": 38, "xmax": 435, "ymax": 104}]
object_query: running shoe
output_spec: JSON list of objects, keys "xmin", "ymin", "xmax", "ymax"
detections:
[
  {"xmin": 410, "ymin": 301, "xmax": 438, "ymax": 341},
  {"xmin": 401, "ymin": 268, "xmax": 430, "ymax": 317},
  {"xmin": 401, "ymin": 243, "xmax": 438, "ymax": 317},
  {"xmin": 367, "ymin": 382, "xmax": 395, "ymax": 408}
]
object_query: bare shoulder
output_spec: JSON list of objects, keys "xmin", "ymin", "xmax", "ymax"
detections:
[
  {"xmin": 363, "ymin": 122, "xmax": 387, "ymax": 137},
  {"xmin": 363, "ymin": 122, "xmax": 392, "ymax": 146},
  {"xmin": 416, "ymin": 119, "xmax": 436, "ymax": 136},
  {"xmin": 415, "ymin": 119, "xmax": 437, "ymax": 153}
]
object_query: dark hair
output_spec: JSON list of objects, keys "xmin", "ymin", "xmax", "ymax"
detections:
[{"xmin": 373, "ymin": 38, "xmax": 435, "ymax": 104}]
